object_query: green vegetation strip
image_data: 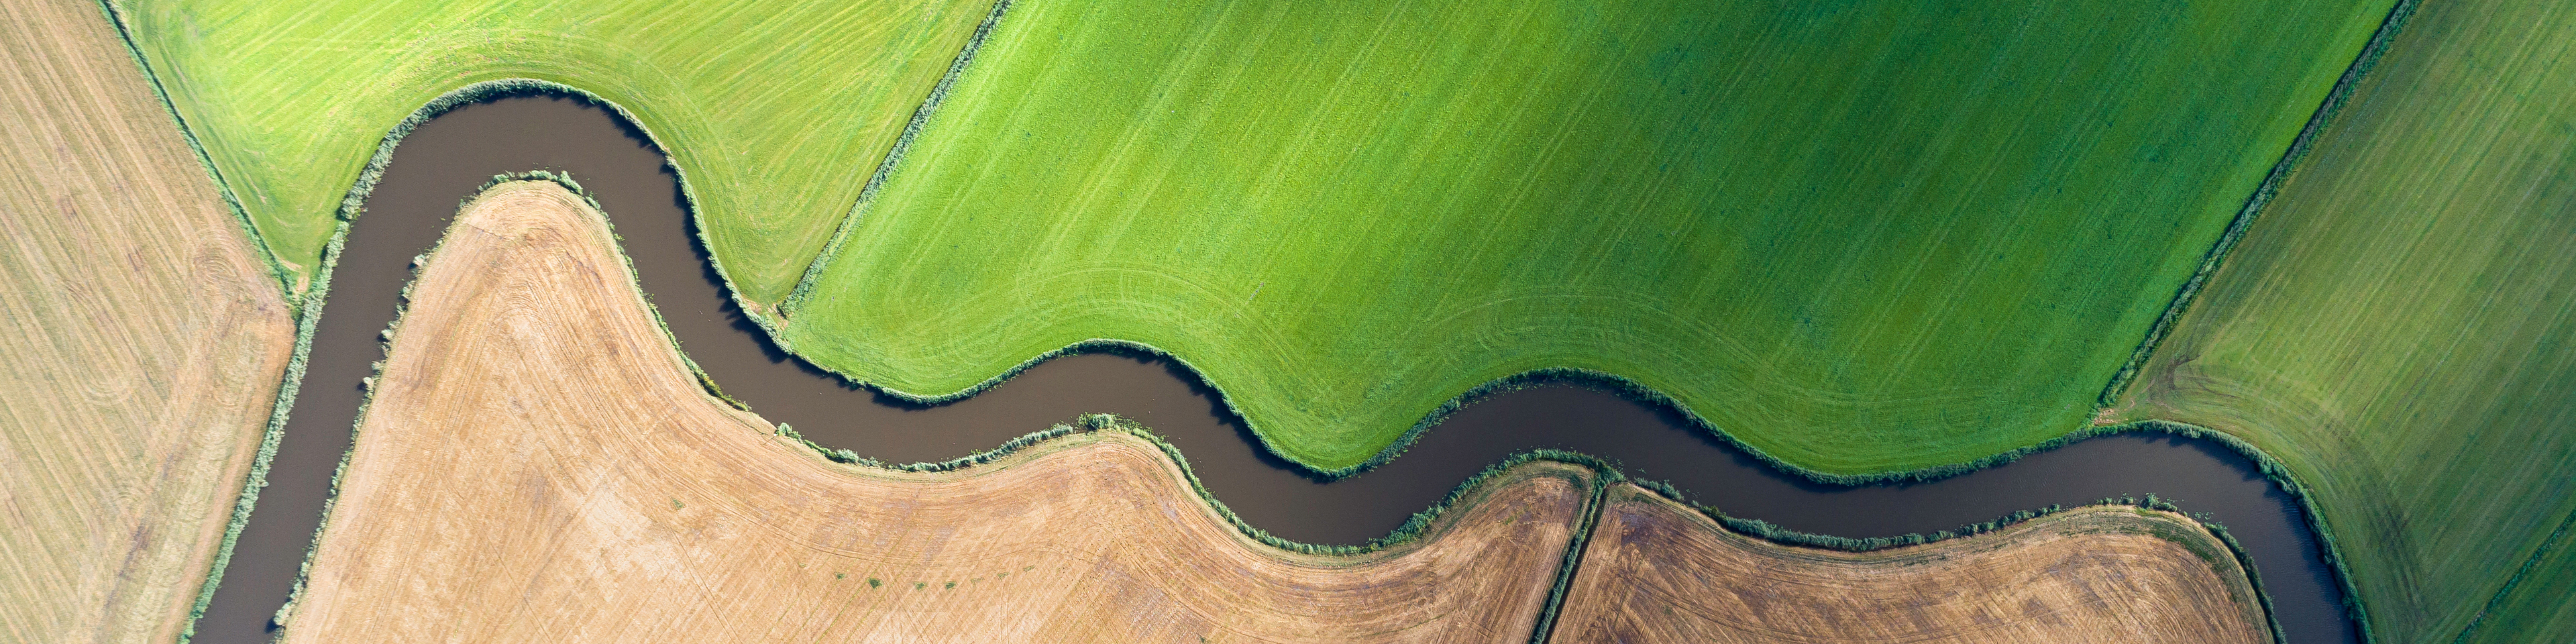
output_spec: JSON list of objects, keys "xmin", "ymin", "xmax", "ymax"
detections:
[
  {"xmin": 2096, "ymin": 0, "xmax": 2426, "ymax": 408},
  {"xmin": 89, "ymin": 3, "xmax": 317, "ymax": 638},
  {"xmin": 2451, "ymin": 506, "xmax": 2576, "ymax": 643},
  {"xmin": 782, "ymin": 0, "xmax": 2395, "ymax": 474},
  {"xmin": 2118, "ymin": 0, "xmax": 2576, "ymax": 639},
  {"xmin": 90, "ymin": 0, "xmax": 286, "ymax": 296},
  {"xmin": 119, "ymin": 0, "xmax": 997, "ymax": 301}
]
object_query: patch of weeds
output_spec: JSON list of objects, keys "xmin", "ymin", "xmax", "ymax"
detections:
[{"xmin": 869, "ymin": 578, "xmax": 882, "ymax": 588}]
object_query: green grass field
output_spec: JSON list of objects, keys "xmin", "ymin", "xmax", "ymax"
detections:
[
  {"xmin": 780, "ymin": 0, "xmax": 2391, "ymax": 472},
  {"xmin": 118, "ymin": 0, "xmax": 994, "ymax": 302},
  {"xmin": 2116, "ymin": 0, "xmax": 2576, "ymax": 640}
]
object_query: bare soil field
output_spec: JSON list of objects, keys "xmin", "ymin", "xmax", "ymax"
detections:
[
  {"xmin": 0, "ymin": 0, "xmax": 297, "ymax": 641},
  {"xmin": 1551, "ymin": 486, "xmax": 2271, "ymax": 644},
  {"xmin": 278, "ymin": 181, "xmax": 1585, "ymax": 643}
]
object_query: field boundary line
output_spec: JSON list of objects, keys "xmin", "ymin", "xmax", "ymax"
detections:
[
  {"xmin": 1526, "ymin": 466, "xmax": 1615, "ymax": 644},
  {"xmin": 2096, "ymin": 0, "xmax": 2431, "ymax": 640},
  {"xmin": 2098, "ymin": 0, "xmax": 2426, "ymax": 409},
  {"xmin": 90, "ymin": 3, "xmax": 323, "ymax": 641},
  {"xmin": 90, "ymin": 0, "xmax": 294, "ymax": 298},
  {"xmin": 779, "ymin": 0, "xmax": 1016, "ymax": 320},
  {"xmin": 2449, "ymin": 504, "xmax": 2576, "ymax": 643}
]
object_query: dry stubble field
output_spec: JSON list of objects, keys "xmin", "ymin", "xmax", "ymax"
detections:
[
  {"xmin": 280, "ymin": 182, "xmax": 1587, "ymax": 643},
  {"xmin": 278, "ymin": 180, "xmax": 2275, "ymax": 643},
  {"xmin": 1552, "ymin": 486, "xmax": 2271, "ymax": 644},
  {"xmin": 0, "ymin": 0, "xmax": 297, "ymax": 641}
]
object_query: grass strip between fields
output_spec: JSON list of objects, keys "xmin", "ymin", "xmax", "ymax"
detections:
[
  {"xmin": 1525, "ymin": 466, "xmax": 1614, "ymax": 644},
  {"xmin": 2112, "ymin": 0, "xmax": 2576, "ymax": 638},
  {"xmin": 85, "ymin": 3, "xmax": 324, "ymax": 640},
  {"xmin": 2450, "ymin": 506, "xmax": 2576, "ymax": 643},
  {"xmin": 784, "ymin": 0, "xmax": 1016, "ymax": 319},
  {"xmin": 2098, "ymin": 0, "xmax": 2426, "ymax": 410},
  {"xmin": 89, "ymin": 0, "xmax": 288, "ymax": 298}
]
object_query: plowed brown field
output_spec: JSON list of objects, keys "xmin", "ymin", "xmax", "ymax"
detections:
[
  {"xmin": 0, "ymin": 0, "xmax": 297, "ymax": 641},
  {"xmin": 1551, "ymin": 484, "xmax": 2272, "ymax": 644},
  {"xmin": 278, "ymin": 181, "xmax": 1587, "ymax": 643}
]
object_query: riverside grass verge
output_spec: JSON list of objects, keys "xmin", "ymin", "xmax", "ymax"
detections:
[
  {"xmin": 89, "ymin": 0, "xmax": 288, "ymax": 296},
  {"xmin": 86, "ymin": 7, "xmax": 334, "ymax": 635},
  {"xmin": 780, "ymin": 0, "xmax": 2398, "ymax": 476},
  {"xmin": 115, "ymin": 0, "xmax": 997, "ymax": 303},
  {"xmin": 2112, "ymin": 0, "xmax": 2576, "ymax": 639},
  {"xmin": 2092, "ymin": 0, "xmax": 2424, "ymax": 409},
  {"xmin": 280, "ymin": 181, "xmax": 1586, "ymax": 642},
  {"xmin": 0, "ymin": 0, "xmax": 296, "ymax": 640}
]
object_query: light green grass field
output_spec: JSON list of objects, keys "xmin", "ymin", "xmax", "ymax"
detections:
[
  {"xmin": 782, "ymin": 0, "xmax": 2391, "ymax": 472},
  {"xmin": 118, "ymin": 0, "xmax": 994, "ymax": 301},
  {"xmin": 2116, "ymin": 0, "xmax": 2576, "ymax": 640}
]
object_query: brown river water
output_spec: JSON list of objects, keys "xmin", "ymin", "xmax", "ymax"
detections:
[{"xmin": 193, "ymin": 95, "xmax": 2357, "ymax": 643}]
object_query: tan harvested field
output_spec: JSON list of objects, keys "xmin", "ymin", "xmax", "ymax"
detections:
[
  {"xmin": 280, "ymin": 181, "xmax": 1587, "ymax": 643},
  {"xmin": 0, "ymin": 0, "xmax": 297, "ymax": 641},
  {"xmin": 1552, "ymin": 485, "xmax": 2271, "ymax": 644}
]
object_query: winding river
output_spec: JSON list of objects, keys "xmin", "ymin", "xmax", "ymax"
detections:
[{"xmin": 193, "ymin": 95, "xmax": 2357, "ymax": 644}]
